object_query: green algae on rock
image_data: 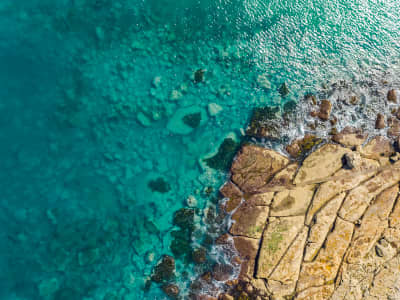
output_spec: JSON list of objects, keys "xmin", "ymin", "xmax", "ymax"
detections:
[
  {"xmin": 204, "ymin": 137, "xmax": 239, "ymax": 171},
  {"xmin": 148, "ymin": 177, "xmax": 171, "ymax": 193}
]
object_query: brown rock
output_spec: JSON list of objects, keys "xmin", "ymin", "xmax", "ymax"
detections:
[
  {"xmin": 388, "ymin": 117, "xmax": 400, "ymax": 137},
  {"xmin": 387, "ymin": 89, "xmax": 397, "ymax": 103},
  {"xmin": 304, "ymin": 193, "xmax": 346, "ymax": 262},
  {"xmin": 286, "ymin": 135, "xmax": 322, "ymax": 159},
  {"xmin": 359, "ymin": 136, "xmax": 395, "ymax": 160},
  {"xmin": 349, "ymin": 95, "xmax": 360, "ymax": 105},
  {"xmin": 375, "ymin": 113, "xmax": 386, "ymax": 129},
  {"xmin": 297, "ymin": 218, "xmax": 354, "ymax": 291},
  {"xmin": 294, "ymin": 144, "xmax": 351, "ymax": 185},
  {"xmin": 318, "ymin": 99, "xmax": 332, "ymax": 120},
  {"xmin": 305, "ymin": 156, "xmax": 378, "ymax": 225},
  {"xmin": 229, "ymin": 204, "xmax": 269, "ymax": 239},
  {"xmin": 270, "ymin": 185, "xmax": 315, "ymax": 217},
  {"xmin": 339, "ymin": 161, "xmax": 400, "ymax": 222},
  {"xmin": 332, "ymin": 126, "xmax": 368, "ymax": 147},
  {"xmin": 346, "ymin": 185, "xmax": 398, "ymax": 264},
  {"xmin": 212, "ymin": 264, "xmax": 234, "ymax": 282},
  {"xmin": 233, "ymin": 236, "xmax": 260, "ymax": 279},
  {"xmin": 192, "ymin": 247, "xmax": 207, "ymax": 264},
  {"xmin": 152, "ymin": 255, "xmax": 175, "ymax": 283},
  {"xmin": 245, "ymin": 192, "xmax": 274, "ymax": 206},
  {"xmin": 262, "ymin": 162, "xmax": 298, "ymax": 190},
  {"xmin": 268, "ymin": 227, "xmax": 308, "ymax": 297},
  {"xmin": 296, "ymin": 284, "xmax": 334, "ymax": 300},
  {"xmin": 257, "ymin": 216, "xmax": 304, "ymax": 278},
  {"xmin": 162, "ymin": 283, "xmax": 180, "ymax": 299},
  {"xmin": 219, "ymin": 294, "xmax": 234, "ymax": 300},
  {"xmin": 231, "ymin": 144, "xmax": 289, "ymax": 192},
  {"xmin": 220, "ymin": 181, "xmax": 243, "ymax": 213}
]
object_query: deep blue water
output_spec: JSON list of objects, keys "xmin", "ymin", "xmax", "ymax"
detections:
[{"xmin": 0, "ymin": 0, "xmax": 399, "ymax": 299}]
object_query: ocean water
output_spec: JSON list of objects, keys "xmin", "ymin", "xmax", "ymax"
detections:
[{"xmin": 0, "ymin": 0, "xmax": 399, "ymax": 299}]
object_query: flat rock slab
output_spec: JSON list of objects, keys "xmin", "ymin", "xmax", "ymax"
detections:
[{"xmin": 219, "ymin": 137, "xmax": 400, "ymax": 299}]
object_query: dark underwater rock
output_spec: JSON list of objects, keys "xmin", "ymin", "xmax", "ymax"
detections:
[
  {"xmin": 194, "ymin": 69, "xmax": 205, "ymax": 83},
  {"xmin": 151, "ymin": 255, "xmax": 175, "ymax": 283},
  {"xmin": 162, "ymin": 283, "xmax": 180, "ymax": 299},
  {"xmin": 183, "ymin": 112, "xmax": 202, "ymax": 128},
  {"xmin": 173, "ymin": 208, "xmax": 195, "ymax": 230},
  {"xmin": 278, "ymin": 82, "xmax": 290, "ymax": 97},
  {"xmin": 148, "ymin": 177, "xmax": 171, "ymax": 193},
  {"xmin": 170, "ymin": 229, "xmax": 192, "ymax": 258},
  {"xmin": 246, "ymin": 106, "xmax": 282, "ymax": 139},
  {"xmin": 192, "ymin": 247, "xmax": 207, "ymax": 264},
  {"xmin": 204, "ymin": 138, "xmax": 239, "ymax": 171}
]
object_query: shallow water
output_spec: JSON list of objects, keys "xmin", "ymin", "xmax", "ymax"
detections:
[{"xmin": 0, "ymin": 0, "xmax": 399, "ymax": 299}]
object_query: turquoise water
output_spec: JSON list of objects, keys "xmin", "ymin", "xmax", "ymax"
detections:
[{"xmin": 0, "ymin": 0, "xmax": 399, "ymax": 299}]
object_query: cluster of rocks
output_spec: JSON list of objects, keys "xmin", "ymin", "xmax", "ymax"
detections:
[
  {"xmin": 212, "ymin": 131, "xmax": 400, "ymax": 300},
  {"xmin": 187, "ymin": 88, "xmax": 400, "ymax": 300}
]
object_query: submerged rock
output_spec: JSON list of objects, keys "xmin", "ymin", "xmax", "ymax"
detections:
[
  {"xmin": 246, "ymin": 106, "xmax": 282, "ymax": 139},
  {"xmin": 194, "ymin": 69, "xmax": 206, "ymax": 83},
  {"xmin": 162, "ymin": 283, "xmax": 180, "ymax": 299},
  {"xmin": 148, "ymin": 177, "xmax": 171, "ymax": 193},
  {"xmin": 278, "ymin": 82, "xmax": 290, "ymax": 97},
  {"xmin": 203, "ymin": 137, "xmax": 239, "ymax": 171},
  {"xmin": 167, "ymin": 106, "xmax": 207, "ymax": 135},
  {"xmin": 151, "ymin": 255, "xmax": 175, "ymax": 283}
]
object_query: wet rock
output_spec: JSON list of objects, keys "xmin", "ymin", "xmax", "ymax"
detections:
[
  {"xmin": 173, "ymin": 208, "xmax": 195, "ymax": 230},
  {"xmin": 151, "ymin": 255, "xmax": 175, "ymax": 283},
  {"xmin": 212, "ymin": 263, "xmax": 234, "ymax": 281},
  {"xmin": 305, "ymin": 93, "xmax": 317, "ymax": 105},
  {"xmin": 233, "ymin": 236, "xmax": 259, "ymax": 279},
  {"xmin": 194, "ymin": 69, "xmax": 206, "ymax": 83},
  {"xmin": 192, "ymin": 247, "xmax": 207, "ymax": 264},
  {"xmin": 388, "ymin": 117, "xmax": 400, "ymax": 137},
  {"xmin": 261, "ymin": 163, "xmax": 298, "ymax": 191},
  {"xmin": 278, "ymin": 82, "xmax": 290, "ymax": 97},
  {"xmin": 387, "ymin": 89, "xmax": 397, "ymax": 103},
  {"xmin": 283, "ymin": 100, "xmax": 297, "ymax": 115},
  {"xmin": 317, "ymin": 99, "xmax": 332, "ymax": 120},
  {"xmin": 375, "ymin": 113, "xmax": 386, "ymax": 129},
  {"xmin": 148, "ymin": 177, "xmax": 171, "ymax": 193},
  {"xmin": 162, "ymin": 283, "xmax": 180, "ymax": 299},
  {"xmin": 285, "ymin": 135, "xmax": 322, "ymax": 158},
  {"xmin": 332, "ymin": 126, "xmax": 368, "ymax": 147},
  {"xmin": 293, "ymin": 143, "xmax": 351, "ymax": 185},
  {"xmin": 246, "ymin": 106, "xmax": 282, "ymax": 139},
  {"xmin": 231, "ymin": 144, "xmax": 289, "ymax": 192},
  {"xmin": 349, "ymin": 95, "xmax": 360, "ymax": 105},
  {"xmin": 219, "ymin": 181, "xmax": 243, "ymax": 213},
  {"xmin": 204, "ymin": 138, "xmax": 239, "ymax": 171}
]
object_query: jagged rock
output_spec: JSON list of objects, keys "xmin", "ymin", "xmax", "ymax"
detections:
[
  {"xmin": 388, "ymin": 117, "xmax": 400, "ymax": 137},
  {"xmin": 261, "ymin": 162, "xmax": 298, "ymax": 191},
  {"xmin": 317, "ymin": 99, "xmax": 332, "ymax": 120},
  {"xmin": 286, "ymin": 135, "xmax": 322, "ymax": 158},
  {"xmin": 246, "ymin": 106, "xmax": 282, "ymax": 139},
  {"xmin": 162, "ymin": 283, "xmax": 180, "ymax": 298},
  {"xmin": 375, "ymin": 113, "xmax": 386, "ymax": 129},
  {"xmin": 231, "ymin": 144, "xmax": 289, "ymax": 192},
  {"xmin": 297, "ymin": 218, "xmax": 354, "ymax": 291},
  {"xmin": 304, "ymin": 193, "xmax": 346, "ymax": 262},
  {"xmin": 152, "ymin": 255, "xmax": 175, "ymax": 283},
  {"xmin": 257, "ymin": 216, "xmax": 304, "ymax": 278},
  {"xmin": 387, "ymin": 89, "xmax": 397, "ymax": 103},
  {"xmin": 229, "ymin": 204, "xmax": 269, "ymax": 239},
  {"xmin": 219, "ymin": 181, "xmax": 243, "ymax": 213},
  {"xmin": 279, "ymin": 82, "xmax": 290, "ymax": 97},
  {"xmin": 294, "ymin": 144, "xmax": 351, "ymax": 185},
  {"xmin": 332, "ymin": 126, "xmax": 368, "ymax": 147},
  {"xmin": 212, "ymin": 264, "xmax": 234, "ymax": 281}
]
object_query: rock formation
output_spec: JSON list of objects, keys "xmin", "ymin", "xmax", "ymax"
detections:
[{"xmin": 217, "ymin": 133, "xmax": 400, "ymax": 299}]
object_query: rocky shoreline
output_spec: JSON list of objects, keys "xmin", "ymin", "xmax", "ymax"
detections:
[{"xmin": 209, "ymin": 88, "xmax": 400, "ymax": 300}]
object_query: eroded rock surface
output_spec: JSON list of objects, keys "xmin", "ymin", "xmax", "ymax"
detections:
[{"xmin": 218, "ymin": 136, "xmax": 400, "ymax": 299}]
